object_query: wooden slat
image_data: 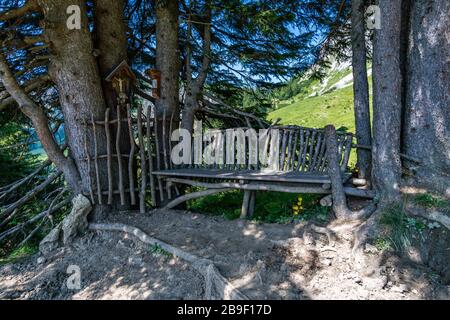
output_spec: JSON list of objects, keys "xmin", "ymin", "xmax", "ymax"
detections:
[
  {"xmin": 91, "ymin": 113, "xmax": 102, "ymax": 205},
  {"xmin": 83, "ymin": 121, "xmax": 95, "ymax": 204},
  {"xmin": 146, "ymin": 108, "xmax": 157, "ymax": 206},
  {"xmin": 116, "ymin": 103, "xmax": 125, "ymax": 205},
  {"xmin": 307, "ymin": 129, "xmax": 317, "ymax": 171},
  {"xmin": 126, "ymin": 103, "xmax": 136, "ymax": 205},
  {"xmin": 341, "ymin": 133, "xmax": 353, "ymax": 171},
  {"xmin": 105, "ymin": 108, "xmax": 113, "ymax": 205},
  {"xmin": 310, "ymin": 132, "xmax": 323, "ymax": 171},
  {"xmin": 300, "ymin": 128, "xmax": 310, "ymax": 171},
  {"xmin": 279, "ymin": 129, "xmax": 288, "ymax": 171},
  {"xmin": 137, "ymin": 104, "xmax": 147, "ymax": 213}
]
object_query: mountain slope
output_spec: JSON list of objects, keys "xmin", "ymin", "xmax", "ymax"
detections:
[{"xmin": 268, "ymin": 61, "xmax": 372, "ymax": 133}]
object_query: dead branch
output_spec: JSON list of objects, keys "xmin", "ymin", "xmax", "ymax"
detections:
[
  {"xmin": 0, "ymin": 209, "xmax": 18, "ymax": 229},
  {"xmin": 0, "ymin": 159, "xmax": 52, "ymax": 202},
  {"xmin": 0, "ymin": 74, "xmax": 51, "ymax": 111},
  {"xmin": 89, "ymin": 223, "xmax": 248, "ymax": 300},
  {"xmin": 0, "ymin": 53, "xmax": 81, "ymax": 192},
  {"xmin": 0, "ymin": 198, "xmax": 69, "ymax": 242},
  {"xmin": 0, "ymin": 0, "xmax": 40, "ymax": 21},
  {"xmin": 0, "ymin": 170, "xmax": 62, "ymax": 220},
  {"xmin": 17, "ymin": 188, "xmax": 67, "ymax": 247}
]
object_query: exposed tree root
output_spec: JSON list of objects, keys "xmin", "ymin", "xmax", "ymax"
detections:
[
  {"xmin": 309, "ymin": 223, "xmax": 337, "ymax": 247},
  {"xmin": 89, "ymin": 223, "xmax": 249, "ymax": 300}
]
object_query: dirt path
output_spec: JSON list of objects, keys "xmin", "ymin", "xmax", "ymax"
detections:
[{"xmin": 0, "ymin": 209, "xmax": 448, "ymax": 300}]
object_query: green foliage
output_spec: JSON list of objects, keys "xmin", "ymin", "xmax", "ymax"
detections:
[
  {"xmin": 373, "ymin": 237, "xmax": 392, "ymax": 252},
  {"xmin": 0, "ymin": 122, "xmax": 38, "ymax": 185},
  {"xmin": 377, "ymin": 205, "xmax": 426, "ymax": 253},
  {"xmin": 0, "ymin": 243, "xmax": 38, "ymax": 266},
  {"xmin": 414, "ymin": 194, "xmax": 450, "ymax": 212},
  {"xmin": 150, "ymin": 244, "xmax": 173, "ymax": 258},
  {"xmin": 188, "ymin": 190, "xmax": 329, "ymax": 224}
]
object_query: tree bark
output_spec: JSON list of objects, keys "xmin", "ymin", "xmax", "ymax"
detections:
[
  {"xmin": 181, "ymin": 5, "xmax": 212, "ymax": 134},
  {"xmin": 403, "ymin": 0, "xmax": 450, "ymax": 196},
  {"xmin": 372, "ymin": 0, "xmax": 403, "ymax": 205},
  {"xmin": 155, "ymin": 0, "xmax": 180, "ymax": 121},
  {"xmin": 154, "ymin": 0, "xmax": 180, "ymax": 205},
  {"xmin": 351, "ymin": 0, "xmax": 372, "ymax": 183},
  {"xmin": 38, "ymin": 0, "xmax": 109, "ymax": 197},
  {"xmin": 94, "ymin": 0, "xmax": 134, "ymax": 209}
]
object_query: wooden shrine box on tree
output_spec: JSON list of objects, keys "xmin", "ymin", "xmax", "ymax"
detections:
[{"xmin": 105, "ymin": 60, "xmax": 137, "ymax": 97}]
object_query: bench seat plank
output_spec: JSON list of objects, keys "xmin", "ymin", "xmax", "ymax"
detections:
[{"xmin": 153, "ymin": 168, "xmax": 351, "ymax": 184}]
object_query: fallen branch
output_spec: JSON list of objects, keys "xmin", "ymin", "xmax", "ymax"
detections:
[
  {"xmin": 16, "ymin": 188, "xmax": 67, "ymax": 247},
  {"xmin": 0, "ymin": 198, "xmax": 69, "ymax": 242},
  {"xmin": 0, "ymin": 170, "xmax": 62, "ymax": 219},
  {"xmin": 0, "ymin": 159, "xmax": 52, "ymax": 202},
  {"xmin": 89, "ymin": 223, "xmax": 248, "ymax": 300},
  {"xmin": 0, "ymin": 0, "xmax": 40, "ymax": 21}
]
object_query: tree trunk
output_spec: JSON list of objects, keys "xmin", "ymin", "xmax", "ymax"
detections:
[
  {"xmin": 94, "ymin": 0, "xmax": 134, "ymax": 210},
  {"xmin": 39, "ymin": 0, "xmax": 109, "ymax": 198},
  {"xmin": 154, "ymin": 0, "xmax": 180, "ymax": 205},
  {"xmin": 372, "ymin": 0, "xmax": 403, "ymax": 205},
  {"xmin": 155, "ymin": 0, "xmax": 180, "ymax": 121},
  {"xmin": 351, "ymin": 0, "xmax": 372, "ymax": 183},
  {"xmin": 181, "ymin": 94, "xmax": 198, "ymax": 134},
  {"xmin": 403, "ymin": 0, "xmax": 450, "ymax": 196}
]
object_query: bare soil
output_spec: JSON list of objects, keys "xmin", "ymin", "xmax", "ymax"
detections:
[{"xmin": 0, "ymin": 209, "xmax": 449, "ymax": 300}]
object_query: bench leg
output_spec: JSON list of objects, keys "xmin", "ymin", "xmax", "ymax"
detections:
[
  {"xmin": 248, "ymin": 191, "xmax": 256, "ymax": 219},
  {"xmin": 240, "ymin": 190, "xmax": 251, "ymax": 219}
]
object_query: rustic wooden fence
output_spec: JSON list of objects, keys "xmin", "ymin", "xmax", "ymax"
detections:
[
  {"xmin": 84, "ymin": 102, "xmax": 354, "ymax": 213},
  {"xmin": 84, "ymin": 102, "xmax": 160, "ymax": 213}
]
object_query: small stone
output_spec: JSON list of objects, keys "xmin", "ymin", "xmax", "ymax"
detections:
[
  {"xmin": 37, "ymin": 256, "xmax": 46, "ymax": 264},
  {"xmin": 128, "ymin": 256, "xmax": 144, "ymax": 266},
  {"xmin": 364, "ymin": 243, "xmax": 378, "ymax": 254},
  {"xmin": 391, "ymin": 284, "xmax": 408, "ymax": 293}
]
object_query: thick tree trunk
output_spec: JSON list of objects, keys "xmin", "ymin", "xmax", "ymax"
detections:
[
  {"xmin": 403, "ymin": 0, "xmax": 450, "ymax": 196},
  {"xmin": 154, "ymin": 0, "xmax": 180, "ymax": 205},
  {"xmin": 372, "ymin": 0, "xmax": 403, "ymax": 205},
  {"xmin": 155, "ymin": 0, "xmax": 180, "ymax": 121},
  {"xmin": 351, "ymin": 0, "xmax": 372, "ymax": 183},
  {"xmin": 94, "ymin": 0, "xmax": 134, "ymax": 210},
  {"xmin": 39, "ymin": 0, "xmax": 109, "ymax": 198}
]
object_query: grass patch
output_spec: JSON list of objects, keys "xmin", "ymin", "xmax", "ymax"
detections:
[
  {"xmin": 150, "ymin": 244, "xmax": 173, "ymax": 258},
  {"xmin": 188, "ymin": 189, "xmax": 329, "ymax": 224},
  {"xmin": 414, "ymin": 194, "xmax": 450, "ymax": 212},
  {"xmin": 0, "ymin": 244, "xmax": 38, "ymax": 265},
  {"xmin": 377, "ymin": 204, "xmax": 426, "ymax": 253}
]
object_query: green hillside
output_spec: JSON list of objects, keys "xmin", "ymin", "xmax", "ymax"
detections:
[{"xmin": 268, "ymin": 64, "xmax": 372, "ymax": 134}]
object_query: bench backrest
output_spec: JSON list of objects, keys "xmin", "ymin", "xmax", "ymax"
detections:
[{"xmin": 173, "ymin": 126, "xmax": 353, "ymax": 173}]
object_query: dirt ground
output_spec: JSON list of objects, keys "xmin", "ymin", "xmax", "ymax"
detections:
[{"xmin": 0, "ymin": 209, "xmax": 449, "ymax": 300}]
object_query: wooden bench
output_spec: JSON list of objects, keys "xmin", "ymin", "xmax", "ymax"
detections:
[{"xmin": 152, "ymin": 125, "xmax": 357, "ymax": 218}]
